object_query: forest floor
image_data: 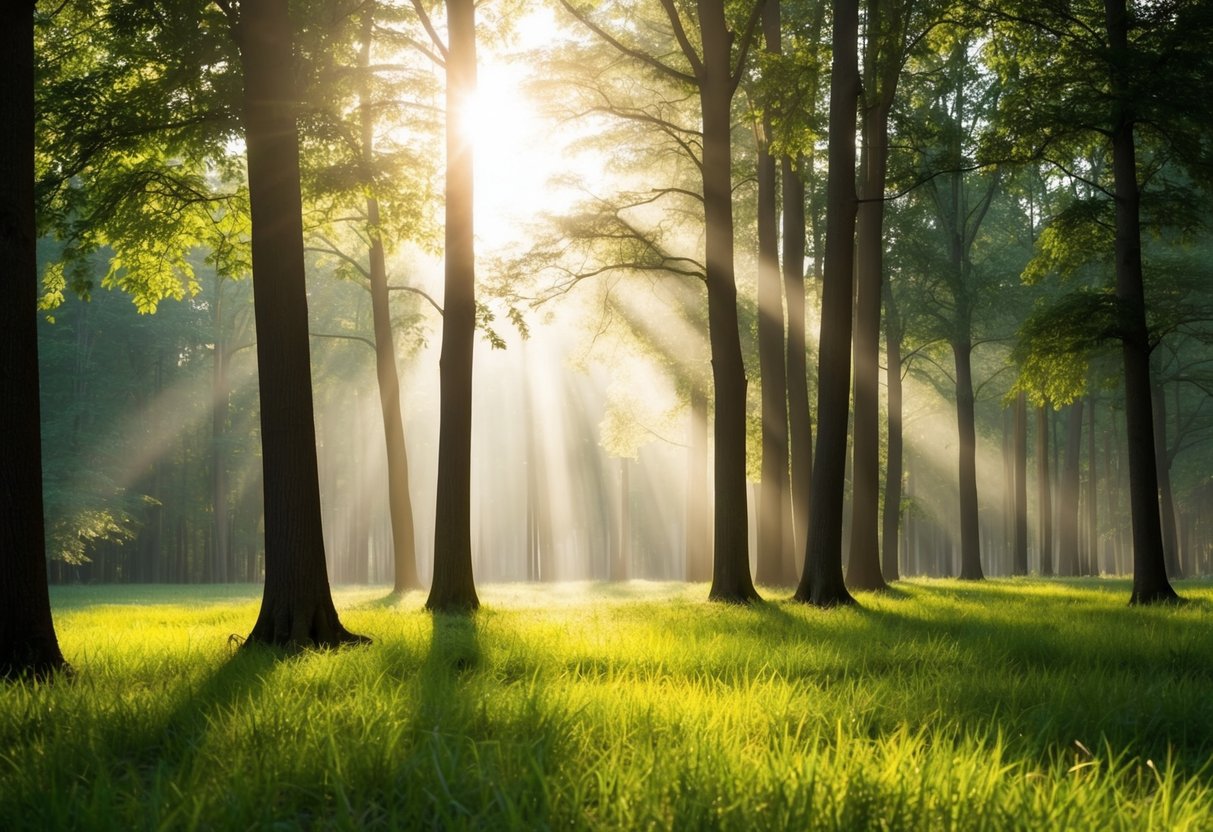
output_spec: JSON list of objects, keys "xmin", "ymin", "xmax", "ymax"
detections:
[{"xmin": 2, "ymin": 578, "xmax": 1212, "ymax": 830}]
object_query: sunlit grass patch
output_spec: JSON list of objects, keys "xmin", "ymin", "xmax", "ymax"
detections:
[{"xmin": 1, "ymin": 579, "xmax": 1210, "ymax": 829}]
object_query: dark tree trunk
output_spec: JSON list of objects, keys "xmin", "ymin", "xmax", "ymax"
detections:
[
  {"xmin": 755, "ymin": 0, "xmax": 791, "ymax": 588},
  {"xmin": 1058, "ymin": 400, "xmax": 1083, "ymax": 577},
  {"xmin": 358, "ymin": 5, "xmax": 420, "ymax": 594},
  {"xmin": 685, "ymin": 385, "xmax": 711, "ymax": 582},
  {"xmin": 847, "ymin": 91, "xmax": 892, "ymax": 592},
  {"xmin": 701, "ymin": 0, "xmax": 758, "ymax": 603},
  {"xmin": 235, "ymin": 0, "xmax": 364, "ymax": 647},
  {"xmin": 953, "ymin": 338, "xmax": 983, "ymax": 580},
  {"xmin": 794, "ymin": 0, "xmax": 860, "ymax": 608},
  {"xmin": 783, "ymin": 162, "xmax": 811, "ymax": 581},
  {"xmin": 1104, "ymin": 0, "xmax": 1178, "ymax": 603},
  {"xmin": 0, "ymin": 2, "xmax": 68, "ymax": 679},
  {"xmin": 881, "ymin": 281, "xmax": 903, "ymax": 582},
  {"xmin": 1012, "ymin": 392, "xmax": 1028, "ymax": 575},
  {"xmin": 427, "ymin": 0, "xmax": 480, "ymax": 612},
  {"xmin": 1037, "ymin": 404, "xmax": 1053, "ymax": 576}
]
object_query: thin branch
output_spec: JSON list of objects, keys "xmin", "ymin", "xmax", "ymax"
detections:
[
  {"xmin": 311, "ymin": 331, "xmax": 376, "ymax": 350},
  {"xmin": 657, "ymin": 0, "xmax": 704, "ymax": 79},
  {"xmin": 387, "ymin": 283, "xmax": 444, "ymax": 315},
  {"xmin": 409, "ymin": 0, "xmax": 449, "ymax": 61},
  {"xmin": 557, "ymin": 0, "xmax": 697, "ymax": 85}
]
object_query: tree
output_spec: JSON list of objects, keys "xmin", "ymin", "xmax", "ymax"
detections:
[
  {"xmin": 0, "ymin": 0, "xmax": 69, "ymax": 680},
  {"xmin": 559, "ymin": 0, "xmax": 765, "ymax": 603},
  {"xmin": 1011, "ymin": 391, "xmax": 1028, "ymax": 574},
  {"xmin": 794, "ymin": 0, "xmax": 861, "ymax": 607},
  {"xmin": 418, "ymin": 0, "xmax": 481, "ymax": 612},
  {"xmin": 224, "ymin": 0, "xmax": 368, "ymax": 644}
]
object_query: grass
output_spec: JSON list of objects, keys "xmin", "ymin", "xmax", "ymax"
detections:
[{"xmin": 2, "ymin": 578, "xmax": 1212, "ymax": 830}]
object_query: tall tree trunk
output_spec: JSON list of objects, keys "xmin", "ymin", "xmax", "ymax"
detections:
[
  {"xmin": 847, "ymin": 95, "xmax": 892, "ymax": 591},
  {"xmin": 236, "ymin": 0, "xmax": 364, "ymax": 646},
  {"xmin": 755, "ymin": 0, "xmax": 791, "ymax": 587},
  {"xmin": 1104, "ymin": 0, "xmax": 1178, "ymax": 603},
  {"xmin": 881, "ymin": 281, "xmax": 903, "ymax": 582},
  {"xmin": 613, "ymin": 458, "xmax": 631, "ymax": 581},
  {"xmin": 1037, "ymin": 404, "xmax": 1053, "ymax": 576},
  {"xmin": 784, "ymin": 162, "xmax": 811, "ymax": 581},
  {"xmin": 953, "ymin": 337, "xmax": 983, "ymax": 579},
  {"xmin": 0, "ymin": 2, "xmax": 68, "ymax": 679},
  {"xmin": 701, "ymin": 0, "xmax": 758, "ymax": 603},
  {"xmin": 358, "ymin": 4, "xmax": 420, "ymax": 594},
  {"xmin": 428, "ymin": 0, "xmax": 480, "ymax": 611},
  {"xmin": 1012, "ymin": 392, "xmax": 1028, "ymax": 575},
  {"xmin": 795, "ymin": 0, "xmax": 860, "ymax": 608},
  {"xmin": 685, "ymin": 384, "xmax": 711, "ymax": 581},
  {"xmin": 1086, "ymin": 397, "xmax": 1098, "ymax": 575},
  {"xmin": 1058, "ymin": 400, "xmax": 1083, "ymax": 576}
]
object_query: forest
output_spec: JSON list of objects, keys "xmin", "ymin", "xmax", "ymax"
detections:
[{"xmin": 2, "ymin": 0, "xmax": 1212, "ymax": 828}]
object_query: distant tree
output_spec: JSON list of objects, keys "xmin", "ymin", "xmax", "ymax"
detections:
[{"xmin": 0, "ymin": 0, "xmax": 68, "ymax": 680}]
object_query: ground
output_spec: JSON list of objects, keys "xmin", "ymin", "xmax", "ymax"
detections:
[{"xmin": 1, "ymin": 579, "xmax": 1211, "ymax": 830}]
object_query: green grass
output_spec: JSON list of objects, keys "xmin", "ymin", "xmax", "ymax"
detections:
[{"xmin": 3, "ymin": 579, "xmax": 1212, "ymax": 830}]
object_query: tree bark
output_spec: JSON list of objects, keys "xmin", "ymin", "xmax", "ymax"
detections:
[
  {"xmin": 1058, "ymin": 399, "xmax": 1083, "ymax": 577},
  {"xmin": 427, "ymin": 0, "xmax": 481, "ymax": 612},
  {"xmin": 783, "ymin": 162, "xmax": 811, "ymax": 582},
  {"xmin": 1012, "ymin": 392, "xmax": 1028, "ymax": 575},
  {"xmin": 701, "ymin": 0, "xmax": 758, "ymax": 603},
  {"xmin": 0, "ymin": 1, "xmax": 69, "ymax": 679},
  {"xmin": 358, "ymin": 4, "xmax": 420, "ymax": 594},
  {"xmin": 953, "ymin": 337, "xmax": 983, "ymax": 579},
  {"xmin": 1150, "ymin": 380, "xmax": 1181, "ymax": 579},
  {"xmin": 794, "ymin": 0, "xmax": 860, "ymax": 608},
  {"xmin": 1037, "ymin": 404, "xmax": 1053, "ymax": 576},
  {"xmin": 1104, "ymin": 0, "xmax": 1178, "ymax": 603},
  {"xmin": 881, "ymin": 281, "xmax": 903, "ymax": 582},
  {"xmin": 755, "ymin": 0, "xmax": 791, "ymax": 588},
  {"xmin": 236, "ymin": 0, "xmax": 364, "ymax": 647}
]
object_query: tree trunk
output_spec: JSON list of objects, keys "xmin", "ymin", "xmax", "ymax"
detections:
[
  {"xmin": 211, "ymin": 280, "xmax": 230, "ymax": 583},
  {"xmin": 1058, "ymin": 400, "xmax": 1083, "ymax": 577},
  {"xmin": 1086, "ymin": 397, "xmax": 1098, "ymax": 575},
  {"xmin": 427, "ymin": 0, "xmax": 480, "ymax": 612},
  {"xmin": 1104, "ymin": 0, "xmax": 1178, "ymax": 603},
  {"xmin": 794, "ymin": 0, "xmax": 860, "ymax": 607},
  {"xmin": 701, "ymin": 0, "xmax": 758, "ymax": 603},
  {"xmin": 236, "ymin": 0, "xmax": 364, "ymax": 646},
  {"xmin": 0, "ymin": 2, "xmax": 69, "ymax": 679},
  {"xmin": 881, "ymin": 281, "xmax": 903, "ymax": 582},
  {"xmin": 358, "ymin": 4, "xmax": 420, "ymax": 594},
  {"xmin": 613, "ymin": 458, "xmax": 631, "ymax": 581},
  {"xmin": 953, "ymin": 338, "xmax": 983, "ymax": 580},
  {"xmin": 1037, "ymin": 404, "xmax": 1053, "ymax": 576},
  {"xmin": 755, "ymin": 0, "xmax": 791, "ymax": 588},
  {"xmin": 1012, "ymin": 392, "xmax": 1028, "ymax": 575},
  {"xmin": 783, "ymin": 162, "xmax": 811, "ymax": 582},
  {"xmin": 847, "ymin": 88, "xmax": 892, "ymax": 592}
]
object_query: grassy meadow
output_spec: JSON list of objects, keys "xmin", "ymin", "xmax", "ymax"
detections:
[{"xmin": 2, "ymin": 579, "xmax": 1212, "ymax": 830}]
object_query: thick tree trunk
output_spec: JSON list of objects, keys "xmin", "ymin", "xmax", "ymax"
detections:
[
  {"xmin": 428, "ymin": 0, "xmax": 480, "ymax": 611},
  {"xmin": 881, "ymin": 281, "xmax": 903, "ymax": 582},
  {"xmin": 1058, "ymin": 400, "xmax": 1083, "ymax": 577},
  {"xmin": 1104, "ymin": 0, "xmax": 1178, "ymax": 604},
  {"xmin": 357, "ymin": 6, "xmax": 420, "ymax": 594},
  {"xmin": 847, "ymin": 89, "xmax": 891, "ymax": 591},
  {"xmin": 755, "ymin": 0, "xmax": 791, "ymax": 588},
  {"xmin": 1012, "ymin": 392, "xmax": 1028, "ymax": 575},
  {"xmin": 236, "ymin": 0, "xmax": 364, "ymax": 647},
  {"xmin": 783, "ymin": 162, "xmax": 811, "ymax": 581},
  {"xmin": 685, "ymin": 385, "xmax": 711, "ymax": 581},
  {"xmin": 953, "ymin": 338, "xmax": 983, "ymax": 580},
  {"xmin": 794, "ymin": 0, "xmax": 860, "ymax": 607},
  {"xmin": 1037, "ymin": 404, "xmax": 1053, "ymax": 576},
  {"xmin": 211, "ymin": 282, "xmax": 230, "ymax": 583},
  {"xmin": 0, "ymin": 2, "xmax": 69, "ymax": 679},
  {"xmin": 701, "ymin": 0, "xmax": 758, "ymax": 603}
]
